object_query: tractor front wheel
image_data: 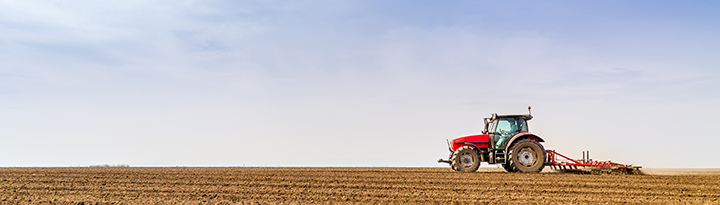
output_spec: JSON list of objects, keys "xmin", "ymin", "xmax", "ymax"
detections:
[
  {"xmin": 510, "ymin": 139, "xmax": 546, "ymax": 173},
  {"xmin": 451, "ymin": 146, "xmax": 481, "ymax": 172}
]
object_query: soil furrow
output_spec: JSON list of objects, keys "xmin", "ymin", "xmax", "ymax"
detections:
[{"xmin": 1, "ymin": 167, "xmax": 718, "ymax": 204}]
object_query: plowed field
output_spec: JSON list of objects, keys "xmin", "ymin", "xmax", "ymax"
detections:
[{"xmin": 1, "ymin": 167, "xmax": 718, "ymax": 204}]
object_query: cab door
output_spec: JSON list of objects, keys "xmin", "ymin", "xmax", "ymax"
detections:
[{"xmin": 494, "ymin": 118, "xmax": 521, "ymax": 149}]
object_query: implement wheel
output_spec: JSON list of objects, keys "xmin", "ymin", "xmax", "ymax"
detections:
[
  {"xmin": 510, "ymin": 139, "xmax": 546, "ymax": 173},
  {"xmin": 451, "ymin": 146, "xmax": 480, "ymax": 172}
]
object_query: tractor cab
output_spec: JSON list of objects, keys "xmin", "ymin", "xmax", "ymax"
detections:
[{"xmin": 483, "ymin": 114, "xmax": 532, "ymax": 150}]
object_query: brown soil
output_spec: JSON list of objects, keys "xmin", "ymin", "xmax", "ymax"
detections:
[{"xmin": 1, "ymin": 167, "xmax": 718, "ymax": 204}]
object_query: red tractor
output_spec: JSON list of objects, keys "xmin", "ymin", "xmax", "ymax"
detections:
[
  {"xmin": 438, "ymin": 106, "xmax": 546, "ymax": 173},
  {"xmin": 439, "ymin": 106, "xmax": 642, "ymax": 174}
]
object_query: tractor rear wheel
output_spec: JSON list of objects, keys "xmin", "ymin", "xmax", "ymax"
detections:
[
  {"xmin": 510, "ymin": 139, "xmax": 546, "ymax": 173},
  {"xmin": 450, "ymin": 146, "xmax": 480, "ymax": 172}
]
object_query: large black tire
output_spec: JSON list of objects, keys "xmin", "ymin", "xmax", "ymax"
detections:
[
  {"xmin": 510, "ymin": 139, "xmax": 546, "ymax": 173},
  {"xmin": 450, "ymin": 146, "xmax": 481, "ymax": 172}
]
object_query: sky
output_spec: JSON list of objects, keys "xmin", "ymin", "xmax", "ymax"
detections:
[{"xmin": 1, "ymin": 1, "xmax": 718, "ymax": 168}]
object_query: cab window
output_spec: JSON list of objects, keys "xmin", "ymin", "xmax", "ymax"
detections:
[
  {"xmin": 517, "ymin": 118, "xmax": 528, "ymax": 132},
  {"xmin": 495, "ymin": 118, "xmax": 516, "ymax": 135},
  {"xmin": 495, "ymin": 118, "xmax": 528, "ymax": 134}
]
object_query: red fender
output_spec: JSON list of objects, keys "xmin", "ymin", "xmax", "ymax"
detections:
[{"xmin": 504, "ymin": 132, "xmax": 545, "ymax": 150}]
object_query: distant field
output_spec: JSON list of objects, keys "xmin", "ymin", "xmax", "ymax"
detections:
[
  {"xmin": 641, "ymin": 168, "xmax": 720, "ymax": 175},
  {"xmin": 1, "ymin": 167, "xmax": 718, "ymax": 204}
]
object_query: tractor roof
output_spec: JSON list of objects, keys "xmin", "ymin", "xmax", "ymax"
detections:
[
  {"xmin": 492, "ymin": 114, "xmax": 533, "ymax": 120},
  {"xmin": 487, "ymin": 107, "xmax": 534, "ymax": 121}
]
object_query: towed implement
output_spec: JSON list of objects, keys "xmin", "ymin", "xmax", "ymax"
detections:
[
  {"xmin": 547, "ymin": 150, "xmax": 642, "ymax": 174},
  {"xmin": 438, "ymin": 106, "xmax": 641, "ymax": 174}
]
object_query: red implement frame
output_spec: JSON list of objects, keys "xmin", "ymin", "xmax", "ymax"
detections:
[{"xmin": 546, "ymin": 150, "xmax": 642, "ymax": 174}]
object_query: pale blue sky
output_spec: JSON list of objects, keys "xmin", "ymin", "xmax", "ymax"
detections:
[{"xmin": 1, "ymin": 1, "xmax": 718, "ymax": 168}]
